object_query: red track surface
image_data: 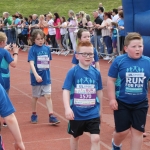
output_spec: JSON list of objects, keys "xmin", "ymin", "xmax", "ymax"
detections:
[{"xmin": 1, "ymin": 51, "xmax": 150, "ymax": 150}]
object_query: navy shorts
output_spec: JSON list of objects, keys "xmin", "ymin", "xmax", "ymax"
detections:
[
  {"xmin": 114, "ymin": 100, "xmax": 149, "ymax": 132},
  {"xmin": 68, "ymin": 117, "xmax": 100, "ymax": 138}
]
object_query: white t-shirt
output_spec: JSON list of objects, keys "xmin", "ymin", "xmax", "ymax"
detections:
[
  {"xmin": 60, "ymin": 22, "xmax": 67, "ymax": 35},
  {"xmin": 48, "ymin": 19, "xmax": 56, "ymax": 35},
  {"xmin": 112, "ymin": 14, "xmax": 120, "ymax": 23}
]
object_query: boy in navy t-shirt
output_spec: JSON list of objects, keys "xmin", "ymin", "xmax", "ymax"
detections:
[
  {"xmin": 63, "ymin": 41, "xmax": 103, "ymax": 150},
  {"xmin": 107, "ymin": 32, "xmax": 150, "ymax": 150}
]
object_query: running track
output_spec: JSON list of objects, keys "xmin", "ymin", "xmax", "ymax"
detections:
[{"xmin": 1, "ymin": 51, "xmax": 150, "ymax": 150}]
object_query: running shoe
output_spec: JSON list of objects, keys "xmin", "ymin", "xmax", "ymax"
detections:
[
  {"xmin": 31, "ymin": 114, "xmax": 38, "ymax": 124},
  {"xmin": 49, "ymin": 115, "xmax": 60, "ymax": 125}
]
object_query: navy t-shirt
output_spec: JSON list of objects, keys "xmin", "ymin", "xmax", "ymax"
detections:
[
  {"xmin": 72, "ymin": 48, "xmax": 99, "ymax": 67},
  {"xmin": 0, "ymin": 48, "xmax": 14, "ymax": 91},
  {"xmin": 62, "ymin": 65, "xmax": 103, "ymax": 120},
  {"xmin": 0, "ymin": 84, "xmax": 15, "ymax": 117},
  {"xmin": 28, "ymin": 44, "xmax": 52, "ymax": 86},
  {"xmin": 108, "ymin": 54, "xmax": 150, "ymax": 104}
]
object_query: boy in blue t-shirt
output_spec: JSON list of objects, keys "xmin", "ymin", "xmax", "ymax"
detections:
[
  {"xmin": 107, "ymin": 32, "xmax": 150, "ymax": 150},
  {"xmin": 63, "ymin": 41, "xmax": 103, "ymax": 150},
  {"xmin": 0, "ymin": 84, "xmax": 25, "ymax": 150},
  {"xmin": 28, "ymin": 29, "xmax": 60, "ymax": 125}
]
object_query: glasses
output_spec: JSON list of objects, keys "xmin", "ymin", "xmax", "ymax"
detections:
[{"xmin": 77, "ymin": 53, "xmax": 94, "ymax": 58}]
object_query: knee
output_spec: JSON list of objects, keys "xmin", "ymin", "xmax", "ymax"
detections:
[
  {"xmin": 45, "ymin": 94, "xmax": 51, "ymax": 100},
  {"xmin": 91, "ymin": 134, "xmax": 100, "ymax": 144}
]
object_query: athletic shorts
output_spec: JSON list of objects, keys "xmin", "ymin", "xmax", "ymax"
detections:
[
  {"xmin": 68, "ymin": 117, "xmax": 100, "ymax": 138},
  {"xmin": 114, "ymin": 100, "xmax": 149, "ymax": 133},
  {"xmin": 32, "ymin": 84, "xmax": 51, "ymax": 98}
]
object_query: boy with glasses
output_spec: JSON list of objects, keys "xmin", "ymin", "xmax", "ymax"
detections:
[{"xmin": 62, "ymin": 41, "xmax": 103, "ymax": 150}]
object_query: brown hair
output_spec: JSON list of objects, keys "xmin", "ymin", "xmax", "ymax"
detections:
[
  {"xmin": 0, "ymin": 32, "xmax": 7, "ymax": 43},
  {"xmin": 30, "ymin": 29, "xmax": 45, "ymax": 42},
  {"xmin": 118, "ymin": 10, "xmax": 123, "ymax": 18},
  {"xmin": 76, "ymin": 41, "xmax": 93, "ymax": 52},
  {"xmin": 124, "ymin": 32, "xmax": 143, "ymax": 46}
]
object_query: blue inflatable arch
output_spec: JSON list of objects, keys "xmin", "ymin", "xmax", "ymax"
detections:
[{"xmin": 122, "ymin": 0, "xmax": 150, "ymax": 57}]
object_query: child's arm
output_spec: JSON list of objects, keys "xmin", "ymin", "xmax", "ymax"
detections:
[
  {"xmin": 4, "ymin": 113, "xmax": 25, "ymax": 150},
  {"xmin": 10, "ymin": 44, "xmax": 19, "ymax": 68},
  {"xmin": 107, "ymin": 76, "xmax": 118, "ymax": 110},
  {"xmin": 95, "ymin": 62, "xmax": 100, "ymax": 71},
  {"xmin": 97, "ymin": 90, "xmax": 103, "ymax": 116},
  {"xmin": 63, "ymin": 89, "xmax": 74, "ymax": 120},
  {"xmin": 29, "ymin": 61, "xmax": 43, "ymax": 82}
]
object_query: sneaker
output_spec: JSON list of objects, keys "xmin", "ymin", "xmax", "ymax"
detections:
[
  {"xmin": 103, "ymin": 56, "xmax": 111, "ymax": 60},
  {"xmin": 2, "ymin": 122, "xmax": 7, "ymax": 127},
  {"xmin": 49, "ymin": 115, "xmax": 60, "ymax": 125},
  {"xmin": 0, "ymin": 136, "xmax": 5, "ymax": 150},
  {"xmin": 112, "ymin": 140, "xmax": 122, "ymax": 150},
  {"xmin": 31, "ymin": 114, "xmax": 38, "ymax": 124}
]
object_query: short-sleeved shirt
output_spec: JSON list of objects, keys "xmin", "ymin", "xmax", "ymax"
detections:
[
  {"xmin": 0, "ymin": 84, "xmax": 15, "ymax": 117},
  {"xmin": 108, "ymin": 54, "xmax": 150, "ymax": 104},
  {"xmin": 62, "ymin": 65, "xmax": 103, "ymax": 120},
  {"xmin": 72, "ymin": 48, "xmax": 99, "ymax": 67},
  {"xmin": 118, "ymin": 19, "xmax": 125, "ymax": 36},
  {"xmin": 28, "ymin": 44, "xmax": 52, "ymax": 86},
  {"xmin": 0, "ymin": 48, "xmax": 14, "ymax": 91}
]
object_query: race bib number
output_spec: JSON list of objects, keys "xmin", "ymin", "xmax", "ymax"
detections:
[
  {"xmin": 74, "ymin": 84, "xmax": 96, "ymax": 107},
  {"xmin": 37, "ymin": 55, "xmax": 49, "ymax": 69}
]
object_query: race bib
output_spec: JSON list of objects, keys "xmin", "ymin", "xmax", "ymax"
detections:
[
  {"xmin": 37, "ymin": 55, "xmax": 49, "ymax": 69},
  {"xmin": 74, "ymin": 84, "xmax": 96, "ymax": 107}
]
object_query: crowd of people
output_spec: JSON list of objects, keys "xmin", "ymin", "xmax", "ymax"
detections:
[
  {"xmin": 0, "ymin": 3, "xmax": 125, "ymax": 59},
  {"xmin": 0, "ymin": 2, "xmax": 149, "ymax": 150}
]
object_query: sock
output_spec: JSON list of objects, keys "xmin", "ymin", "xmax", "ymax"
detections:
[
  {"xmin": 49, "ymin": 113, "xmax": 53, "ymax": 117},
  {"xmin": 32, "ymin": 112, "xmax": 36, "ymax": 115}
]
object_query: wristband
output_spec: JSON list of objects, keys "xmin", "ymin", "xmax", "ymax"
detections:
[{"xmin": 13, "ymin": 53, "xmax": 18, "ymax": 56}]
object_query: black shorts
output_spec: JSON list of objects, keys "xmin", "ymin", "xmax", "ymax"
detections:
[
  {"xmin": 114, "ymin": 100, "xmax": 149, "ymax": 133},
  {"xmin": 68, "ymin": 117, "xmax": 100, "ymax": 138}
]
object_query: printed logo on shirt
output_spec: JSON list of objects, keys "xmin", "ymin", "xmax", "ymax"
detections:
[{"xmin": 125, "ymin": 66, "xmax": 146, "ymax": 95}]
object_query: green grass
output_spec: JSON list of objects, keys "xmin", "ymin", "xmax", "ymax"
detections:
[{"xmin": 0, "ymin": 0, "xmax": 121, "ymax": 18}]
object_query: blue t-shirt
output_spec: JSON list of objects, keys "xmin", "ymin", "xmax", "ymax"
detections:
[
  {"xmin": 72, "ymin": 48, "xmax": 99, "ymax": 67},
  {"xmin": 0, "ymin": 48, "xmax": 14, "ymax": 91},
  {"xmin": 62, "ymin": 65, "xmax": 103, "ymax": 120},
  {"xmin": 28, "ymin": 44, "xmax": 52, "ymax": 86},
  {"xmin": 108, "ymin": 54, "xmax": 150, "ymax": 104},
  {"xmin": 118, "ymin": 19, "xmax": 125, "ymax": 36},
  {"xmin": 0, "ymin": 84, "xmax": 15, "ymax": 117}
]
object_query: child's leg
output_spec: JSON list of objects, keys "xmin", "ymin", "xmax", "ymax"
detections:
[
  {"xmin": 90, "ymin": 134, "xmax": 100, "ymax": 150},
  {"xmin": 130, "ymin": 127, "xmax": 143, "ymax": 150},
  {"xmin": 32, "ymin": 97, "xmax": 38, "ymax": 112},
  {"xmin": 70, "ymin": 135, "xmax": 79, "ymax": 150},
  {"xmin": 44, "ymin": 94, "xmax": 53, "ymax": 114},
  {"xmin": 113, "ymin": 129, "xmax": 130, "ymax": 146}
]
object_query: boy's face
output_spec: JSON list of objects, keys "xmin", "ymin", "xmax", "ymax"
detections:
[
  {"xmin": 34, "ymin": 34, "xmax": 44, "ymax": 46},
  {"xmin": 80, "ymin": 32, "xmax": 90, "ymax": 42},
  {"xmin": 75, "ymin": 46, "xmax": 94, "ymax": 68},
  {"xmin": 124, "ymin": 39, "xmax": 143, "ymax": 59}
]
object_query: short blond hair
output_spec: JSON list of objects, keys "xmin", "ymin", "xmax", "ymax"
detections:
[
  {"xmin": 124, "ymin": 32, "xmax": 143, "ymax": 46},
  {"xmin": 0, "ymin": 32, "xmax": 7, "ymax": 43},
  {"xmin": 76, "ymin": 41, "xmax": 93, "ymax": 52}
]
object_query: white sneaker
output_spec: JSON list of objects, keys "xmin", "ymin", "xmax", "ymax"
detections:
[{"xmin": 103, "ymin": 56, "xmax": 111, "ymax": 60}]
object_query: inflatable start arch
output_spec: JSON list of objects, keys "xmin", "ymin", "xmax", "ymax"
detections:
[{"xmin": 122, "ymin": 0, "xmax": 150, "ymax": 57}]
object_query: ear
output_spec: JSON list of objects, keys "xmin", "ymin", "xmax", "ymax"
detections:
[
  {"xmin": 124, "ymin": 46, "xmax": 128, "ymax": 53},
  {"xmin": 75, "ymin": 53, "xmax": 79, "ymax": 60}
]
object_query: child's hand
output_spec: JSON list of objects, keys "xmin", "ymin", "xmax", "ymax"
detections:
[
  {"xmin": 4, "ymin": 44, "xmax": 11, "ymax": 51},
  {"xmin": 109, "ymin": 99, "xmax": 118, "ymax": 110},
  {"xmin": 35, "ymin": 75, "xmax": 43, "ymax": 83},
  {"xmin": 12, "ymin": 44, "xmax": 19, "ymax": 53},
  {"xmin": 65, "ymin": 107, "xmax": 74, "ymax": 120}
]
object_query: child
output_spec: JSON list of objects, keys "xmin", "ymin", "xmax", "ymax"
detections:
[
  {"xmin": 107, "ymin": 32, "xmax": 150, "ymax": 150},
  {"xmin": 110, "ymin": 22, "xmax": 118, "ymax": 55},
  {"xmin": 28, "ymin": 29, "xmax": 60, "ymax": 125},
  {"xmin": 0, "ymin": 32, "xmax": 19, "ymax": 126},
  {"xmin": 72, "ymin": 29, "xmax": 100, "ymax": 70},
  {"xmin": 62, "ymin": 41, "xmax": 103, "ymax": 150},
  {"xmin": 0, "ymin": 84, "xmax": 25, "ymax": 150}
]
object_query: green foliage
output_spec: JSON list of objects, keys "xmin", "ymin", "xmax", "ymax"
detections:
[{"xmin": 0, "ymin": 0, "xmax": 121, "ymax": 18}]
